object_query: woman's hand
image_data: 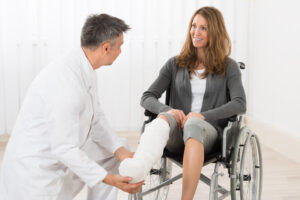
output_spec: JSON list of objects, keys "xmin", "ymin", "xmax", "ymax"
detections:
[
  {"xmin": 167, "ymin": 109, "xmax": 186, "ymax": 127},
  {"xmin": 181, "ymin": 112, "xmax": 205, "ymax": 128},
  {"xmin": 114, "ymin": 147, "xmax": 134, "ymax": 161}
]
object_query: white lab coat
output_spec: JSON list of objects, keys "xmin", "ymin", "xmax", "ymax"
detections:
[{"xmin": 0, "ymin": 48, "xmax": 127, "ymax": 200}]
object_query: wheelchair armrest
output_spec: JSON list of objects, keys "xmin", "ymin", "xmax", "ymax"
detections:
[
  {"xmin": 144, "ymin": 109, "xmax": 157, "ymax": 117},
  {"xmin": 144, "ymin": 110, "xmax": 158, "ymax": 125},
  {"xmin": 222, "ymin": 115, "xmax": 243, "ymax": 161},
  {"xmin": 228, "ymin": 115, "xmax": 237, "ymax": 122},
  {"xmin": 141, "ymin": 110, "xmax": 158, "ymax": 132},
  {"xmin": 238, "ymin": 62, "xmax": 245, "ymax": 70}
]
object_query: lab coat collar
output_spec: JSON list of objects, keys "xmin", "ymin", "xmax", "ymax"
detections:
[{"xmin": 77, "ymin": 47, "xmax": 97, "ymax": 91}]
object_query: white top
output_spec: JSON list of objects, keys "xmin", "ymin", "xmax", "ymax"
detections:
[
  {"xmin": 191, "ymin": 69, "xmax": 206, "ymax": 113},
  {"xmin": 0, "ymin": 48, "xmax": 127, "ymax": 199}
]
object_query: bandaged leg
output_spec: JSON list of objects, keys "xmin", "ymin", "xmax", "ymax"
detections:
[{"xmin": 119, "ymin": 118, "xmax": 170, "ymax": 183}]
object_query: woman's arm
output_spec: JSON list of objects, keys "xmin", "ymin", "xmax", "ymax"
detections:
[
  {"xmin": 201, "ymin": 61, "xmax": 246, "ymax": 122},
  {"xmin": 140, "ymin": 58, "xmax": 175, "ymax": 114}
]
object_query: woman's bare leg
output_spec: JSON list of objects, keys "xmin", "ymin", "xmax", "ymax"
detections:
[{"xmin": 181, "ymin": 138, "xmax": 204, "ymax": 200}]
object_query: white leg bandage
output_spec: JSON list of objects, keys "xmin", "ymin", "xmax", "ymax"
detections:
[{"xmin": 119, "ymin": 118, "xmax": 170, "ymax": 183}]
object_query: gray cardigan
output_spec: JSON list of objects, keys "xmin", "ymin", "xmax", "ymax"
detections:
[{"xmin": 141, "ymin": 56, "xmax": 246, "ymax": 133}]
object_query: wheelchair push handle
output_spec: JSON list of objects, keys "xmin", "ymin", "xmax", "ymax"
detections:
[{"xmin": 238, "ymin": 62, "xmax": 245, "ymax": 70}]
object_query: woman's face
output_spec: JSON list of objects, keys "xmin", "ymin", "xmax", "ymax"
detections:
[{"xmin": 190, "ymin": 14, "xmax": 208, "ymax": 49}]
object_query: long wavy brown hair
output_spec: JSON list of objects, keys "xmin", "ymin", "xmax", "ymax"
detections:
[{"xmin": 176, "ymin": 7, "xmax": 231, "ymax": 78}]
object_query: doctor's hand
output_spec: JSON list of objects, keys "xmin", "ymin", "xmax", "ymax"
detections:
[
  {"xmin": 114, "ymin": 147, "xmax": 134, "ymax": 161},
  {"xmin": 103, "ymin": 174, "xmax": 144, "ymax": 194}
]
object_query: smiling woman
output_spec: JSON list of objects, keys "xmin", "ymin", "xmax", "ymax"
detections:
[
  {"xmin": 190, "ymin": 15, "xmax": 208, "ymax": 49},
  {"xmin": 177, "ymin": 7, "xmax": 231, "ymax": 78},
  {"xmin": 139, "ymin": 6, "xmax": 246, "ymax": 200}
]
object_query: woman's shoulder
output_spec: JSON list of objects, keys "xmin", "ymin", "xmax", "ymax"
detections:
[
  {"xmin": 161, "ymin": 56, "xmax": 178, "ymax": 71},
  {"xmin": 225, "ymin": 57, "xmax": 241, "ymax": 76},
  {"xmin": 165, "ymin": 56, "xmax": 177, "ymax": 66}
]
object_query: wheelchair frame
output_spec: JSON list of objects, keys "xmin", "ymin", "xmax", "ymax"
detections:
[{"xmin": 129, "ymin": 62, "xmax": 263, "ymax": 200}]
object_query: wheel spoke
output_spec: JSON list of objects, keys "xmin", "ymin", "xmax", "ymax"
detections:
[
  {"xmin": 229, "ymin": 126, "xmax": 263, "ymax": 200},
  {"xmin": 141, "ymin": 157, "xmax": 172, "ymax": 200},
  {"xmin": 239, "ymin": 133, "xmax": 262, "ymax": 200}
]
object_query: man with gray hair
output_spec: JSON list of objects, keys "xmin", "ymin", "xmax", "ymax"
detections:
[{"xmin": 0, "ymin": 14, "xmax": 143, "ymax": 200}]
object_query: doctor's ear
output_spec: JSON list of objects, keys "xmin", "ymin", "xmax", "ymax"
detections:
[{"xmin": 102, "ymin": 42, "xmax": 111, "ymax": 53}]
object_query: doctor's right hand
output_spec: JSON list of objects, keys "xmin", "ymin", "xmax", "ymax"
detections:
[{"xmin": 103, "ymin": 174, "xmax": 144, "ymax": 194}]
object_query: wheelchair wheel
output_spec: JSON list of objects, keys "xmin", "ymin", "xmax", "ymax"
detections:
[
  {"xmin": 230, "ymin": 126, "xmax": 263, "ymax": 200},
  {"xmin": 141, "ymin": 156, "xmax": 172, "ymax": 200}
]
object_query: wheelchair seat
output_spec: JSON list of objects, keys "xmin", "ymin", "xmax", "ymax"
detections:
[{"xmin": 163, "ymin": 148, "xmax": 221, "ymax": 167}]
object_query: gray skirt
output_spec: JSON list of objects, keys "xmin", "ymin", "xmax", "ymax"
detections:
[{"xmin": 159, "ymin": 112, "xmax": 218, "ymax": 155}]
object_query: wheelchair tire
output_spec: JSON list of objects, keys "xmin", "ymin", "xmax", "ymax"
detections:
[
  {"xmin": 141, "ymin": 156, "xmax": 172, "ymax": 200},
  {"xmin": 230, "ymin": 126, "xmax": 263, "ymax": 200}
]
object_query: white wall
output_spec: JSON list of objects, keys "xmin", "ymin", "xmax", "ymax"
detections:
[
  {"xmin": 246, "ymin": 0, "xmax": 300, "ymax": 162},
  {"xmin": 0, "ymin": 0, "xmax": 248, "ymax": 134},
  {"xmin": 247, "ymin": 0, "xmax": 300, "ymax": 139}
]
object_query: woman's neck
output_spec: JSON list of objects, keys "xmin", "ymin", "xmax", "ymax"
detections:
[
  {"xmin": 195, "ymin": 62, "xmax": 205, "ymax": 70},
  {"xmin": 195, "ymin": 48, "xmax": 205, "ymax": 70}
]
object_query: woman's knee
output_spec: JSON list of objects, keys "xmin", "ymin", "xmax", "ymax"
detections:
[
  {"xmin": 183, "ymin": 117, "xmax": 205, "ymax": 134},
  {"xmin": 183, "ymin": 117, "xmax": 218, "ymax": 153},
  {"xmin": 183, "ymin": 117, "xmax": 211, "ymax": 144}
]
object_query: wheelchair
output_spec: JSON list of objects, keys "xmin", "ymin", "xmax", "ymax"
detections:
[{"xmin": 129, "ymin": 62, "xmax": 263, "ymax": 200}]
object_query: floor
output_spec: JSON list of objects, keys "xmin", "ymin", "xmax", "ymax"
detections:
[{"xmin": 1, "ymin": 131, "xmax": 300, "ymax": 200}]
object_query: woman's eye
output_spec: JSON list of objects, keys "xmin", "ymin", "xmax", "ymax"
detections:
[
  {"xmin": 192, "ymin": 24, "xmax": 196, "ymax": 28},
  {"xmin": 201, "ymin": 26, "xmax": 207, "ymax": 31}
]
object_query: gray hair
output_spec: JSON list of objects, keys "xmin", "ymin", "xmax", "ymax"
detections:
[{"xmin": 81, "ymin": 13, "xmax": 130, "ymax": 50}]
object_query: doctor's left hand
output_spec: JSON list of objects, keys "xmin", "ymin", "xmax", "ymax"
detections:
[{"xmin": 103, "ymin": 174, "xmax": 144, "ymax": 194}]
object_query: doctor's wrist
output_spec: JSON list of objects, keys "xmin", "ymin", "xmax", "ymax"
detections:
[{"xmin": 103, "ymin": 174, "xmax": 114, "ymax": 185}]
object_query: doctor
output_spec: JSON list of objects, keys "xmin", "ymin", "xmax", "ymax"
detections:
[{"xmin": 0, "ymin": 14, "xmax": 143, "ymax": 200}]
